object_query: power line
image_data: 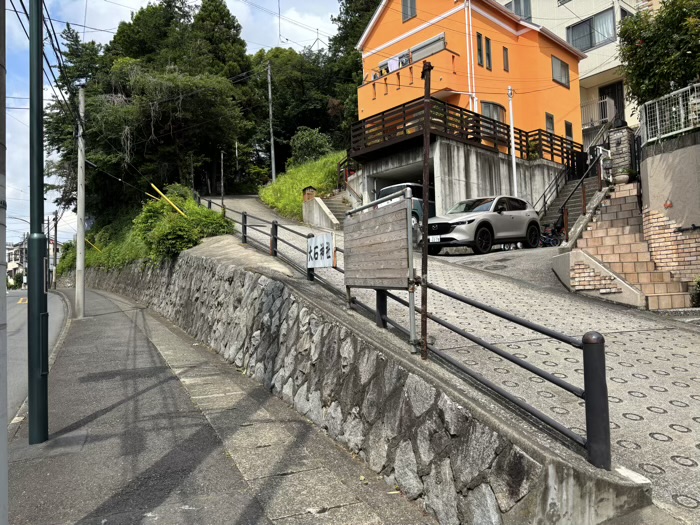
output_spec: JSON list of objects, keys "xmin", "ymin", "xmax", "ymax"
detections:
[
  {"xmin": 5, "ymin": 8, "xmax": 117, "ymax": 34},
  {"xmin": 233, "ymin": 0, "xmax": 333, "ymax": 39}
]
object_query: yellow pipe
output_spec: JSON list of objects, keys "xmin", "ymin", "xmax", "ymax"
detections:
[
  {"xmin": 145, "ymin": 192, "xmax": 160, "ymax": 201},
  {"xmin": 86, "ymin": 238, "xmax": 103, "ymax": 253},
  {"xmin": 150, "ymin": 183, "xmax": 188, "ymax": 218}
]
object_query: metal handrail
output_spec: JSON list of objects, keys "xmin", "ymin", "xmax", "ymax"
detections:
[
  {"xmin": 533, "ymin": 164, "xmax": 568, "ymax": 219},
  {"xmin": 559, "ymin": 154, "xmax": 602, "ymax": 215},
  {"xmin": 192, "ymin": 192, "xmax": 610, "ymax": 469}
]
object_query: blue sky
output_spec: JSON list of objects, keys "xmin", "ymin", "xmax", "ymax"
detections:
[{"xmin": 5, "ymin": 0, "xmax": 340, "ymax": 243}]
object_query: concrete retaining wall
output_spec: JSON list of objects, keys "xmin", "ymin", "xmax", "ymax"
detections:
[
  {"xmin": 83, "ymin": 238, "xmax": 651, "ymax": 525},
  {"xmin": 302, "ymin": 197, "xmax": 340, "ymax": 231},
  {"xmin": 357, "ymin": 138, "xmax": 563, "ymax": 215}
]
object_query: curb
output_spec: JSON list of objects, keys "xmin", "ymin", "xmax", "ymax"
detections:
[{"xmin": 7, "ymin": 289, "xmax": 72, "ymax": 441}]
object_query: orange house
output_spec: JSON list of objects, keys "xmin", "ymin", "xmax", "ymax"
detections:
[{"xmin": 355, "ymin": 0, "xmax": 586, "ymax": 145}]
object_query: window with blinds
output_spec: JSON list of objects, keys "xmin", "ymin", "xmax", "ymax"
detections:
[
  {"xmin": 402, "ymin": 0, "xmax": 417, "ymax": 22},
  {"xmin": 411, "ymin": 34, "xmax": 446, "ymax": 62}
]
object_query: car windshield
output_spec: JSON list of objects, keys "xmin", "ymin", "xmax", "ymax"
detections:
[{"xmin": 447, "ymin": 198, "xmax": 494, "ymax": 214}]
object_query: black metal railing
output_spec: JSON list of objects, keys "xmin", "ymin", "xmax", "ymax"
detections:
[
  {"xmin": 533, "ymin": 164, "xmax": 569, "ymax": 220},
  {"xmin": 192, "ymin": 191, "xmax": 611, "ymax": 470},
  {"xmin": 559, "ymin": 155, "xmax": 603, "ymax": 241},
  {"xmin": 350, "ymin": 97, "xmax": 582, "ymax": 166}
]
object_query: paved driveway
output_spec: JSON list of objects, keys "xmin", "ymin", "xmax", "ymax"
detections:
[{"xmin": 211, "ymin": 195, "xmax": 700, "ymax": 524}]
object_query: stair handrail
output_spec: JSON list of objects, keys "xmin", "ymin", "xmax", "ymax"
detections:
[
  {"xmin": 338, "ymin": 156, "xmax": 363, "ymax": 204},
  {"xmin": 559, "ymin": 154, "xmax": 603, "ymax": 241},
  {"xmin": 534, "ymin": 164, "xmax": 569, "ymax": 221}
]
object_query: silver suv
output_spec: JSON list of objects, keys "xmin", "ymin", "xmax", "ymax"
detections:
[{"xmin": 426, "ymin": 196, "xmax": 540, "ymax": 255}]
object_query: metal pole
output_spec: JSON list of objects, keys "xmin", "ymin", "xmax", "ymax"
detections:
[
  {"xmin": 375, "ymin": 290, "xmax": 387, "ymax": 329},
  {"xmin": 582, "ymin": 331, "xmax": 611, "ymax": 470},
  {"xmin": 420, "ymin": 62, "xmax": 433, "ymax": 361},
  {"xmin": 406, "ymin": 188, "xmax": 417, "ymax": 352},
  {"xmin": 29, "ymin": 0, "xmax": 49, "ymax": 444},
  {"xmin": 53, "ymin": 211, "xmax": 58, "ymax": 289},
  {"xmin": 306, "ymin": 233, "xmax": 315, "ymax": 281},
  {"xmin": 508, "ymin": 86, "xmax": 517, "ymax": 197},
  {"xmin": 220, "ymin": 150, "xmax": 224, "ymax": 209},
  {"xmin": 270, "ymin": 221, "xmax": 278, "ymax": 256},
  {"xmin": 76, "ymin": 86, "xmax": 86, "ymax": 320},
  {"xmin": 0, "ymin": 0, "xmax": 9, "ymax": 515},
  {"xmin": 241, "ymin": 211, "xmax": 248, "ymax": 243},
  {"xmin": 268, "ymin": 62, "xmax": 276, "ymax": 182}
]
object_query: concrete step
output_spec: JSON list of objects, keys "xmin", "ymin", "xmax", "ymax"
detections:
[
  {"xmin": 647, "ymin": 292, "xmax": 693, "ymax": 310},
  {"xmin": 640, "ymin": 281, "xmax": 688, "ymax": 295},
  {"xmin": 621, "ymin": 271, "xmax": 673, "ymax": 285},
  {"xmin": 608, "ymin": 261, "xmax": 656, "ymax": 274}
]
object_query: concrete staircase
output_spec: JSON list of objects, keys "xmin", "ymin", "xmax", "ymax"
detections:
[
  {"xmin": 322, "ymin": 193, "xmax": 352, "ymax": 230},
  {"xmin": 540, "ymin": 177, "xmax": 600, "ymax": 227},
  {"xmin": 575, "ymin": 183, "xmax": 692, "ymax": 310}
]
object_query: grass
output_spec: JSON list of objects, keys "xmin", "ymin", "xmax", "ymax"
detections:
[
  {"xmin": 259, "ymin": 151, "xmax": 344, "ymax": 220},
  {"xmin": 57, "ymin": 184, "xmax": 234, "ymax": 276}
]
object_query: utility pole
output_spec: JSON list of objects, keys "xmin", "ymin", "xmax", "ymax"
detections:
[
  {"xmin": 0, "ymin": 0, "xmax": 9, "ymax": 517},
  {"xmin": 189, "ymin": 152, "xmax": 194, "ymax": 193},
  {"xmin": 53, "ymin": 211, "xmax": 57, "ymax": 289},
  {"xmin": 28, "ymin": 0, "xmax": 49, "ymax": 444},
  {"xmin": 420, "ymin": 61, "xmax": 433, "ymax": 361},
  {"xmin": 76, "ymin": 85, "xmax": 86, "ymax": 319},
  {"xmin": 220, "ymin": 150, "xmax": 224, "ymax": 209},
  {"xmin": 267, "ymin": 62, "xmax": 276, "ymax": 182},
  {"xmin": 508, "ymin": 86, "xmax": 517, "ymax": 197},
  {"xmin": 46, "ymin": 216, "xmax": 50, "ymax": 287}
]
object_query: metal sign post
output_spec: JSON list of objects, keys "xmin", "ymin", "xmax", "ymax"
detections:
[{"xmin": 344, "ymin": 188, "xmax": 417, "ymax": 351}]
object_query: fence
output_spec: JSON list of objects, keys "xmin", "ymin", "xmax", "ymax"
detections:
[
  {"xmin": 193, "ymin": 192, "xmax": 611, "ymax": 469},
  {"xmin": 581, "ymin": 97, "xmax": 615, "ymax": 130},
  {"xmin": 640, "ymin": 83, "xmax": 700, "ymax": 145},
  {"xmin": 350, "ymin": 97, "xmax": 582, "ymax": 166}
]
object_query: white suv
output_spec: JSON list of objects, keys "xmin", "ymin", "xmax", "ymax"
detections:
[{"xmin": 426, "ymin": 196, "xmax": 540, "ymax": 255}]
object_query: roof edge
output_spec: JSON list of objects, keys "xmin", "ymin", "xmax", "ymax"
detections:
[{"xmin": 356, "ymin": 0, "xmax": 388, "ymax": 51}]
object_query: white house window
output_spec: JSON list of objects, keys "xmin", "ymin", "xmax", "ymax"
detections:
[
  {"xmin": 402, "ymin": 0, "xmax": 417, "ymax": 22},
  {"xmin": 566, "ymin": 8, "xmax": 616, "ymax": 52},
  {"xmin": 482, "ymin": 102, "xmax": 506, "ymax": 122},
  {"xmin": 504, "ymin": 0, "xmax": 531, "ymax": 21},
  {"xmin": 552, "ymin": 56, "xmax": 570, "ymax": 87}
]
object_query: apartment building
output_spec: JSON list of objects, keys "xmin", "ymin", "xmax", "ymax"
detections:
[{"xmin": 499, "ymin": 0, "xmax": 658, "ymax": 148}]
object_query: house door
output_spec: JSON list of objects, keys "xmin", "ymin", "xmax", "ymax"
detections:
[{"xmin": 599, "ymin": 81, "xmax": 624, "ymax": 121}]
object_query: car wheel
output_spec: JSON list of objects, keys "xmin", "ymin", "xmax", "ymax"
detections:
[
  {"xmin": 473, "ymin": 226, "xmax": 492, "ymax": 255},
  {"xmin": 428, "ymin": 246, "xmax": 442, "ymax": 256},
  {"xmin": 524, "ymin": 224, "xmax": 540, "ymax": 249}
]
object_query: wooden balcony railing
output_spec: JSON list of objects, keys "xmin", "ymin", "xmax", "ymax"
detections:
[{"xmin": 350, "ymin": 97, "xmax": 582, "ymax": 166}]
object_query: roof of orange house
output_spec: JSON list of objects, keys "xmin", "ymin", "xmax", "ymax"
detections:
[{"xmin": 356, "ymin": 0, "xmax": 587, "ymax": 60}]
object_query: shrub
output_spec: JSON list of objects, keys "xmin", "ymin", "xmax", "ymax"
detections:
[
  {"xmin": 692, "ymin": 277, "xmax": 700, "ymax": 307},
  {"xmin": 286, "ymin": 127, "xmax": 333, "ymax": 169},
  {"xmin": 260, "ymin": 151, "xmax": 344, "ymax": 220},
  {"xmin": 56, "ymin": 242, "xmax": 76, "ymax": 277}
]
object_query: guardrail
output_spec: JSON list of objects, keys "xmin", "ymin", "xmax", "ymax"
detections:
[{"xmin": 193, "ymin": 191, "xmax": 611, "ymax": 470}]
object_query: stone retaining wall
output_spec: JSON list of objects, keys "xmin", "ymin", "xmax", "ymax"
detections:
[{"xmin": 83, "ymin": 240, "xmax": 650, "ymax": 525}]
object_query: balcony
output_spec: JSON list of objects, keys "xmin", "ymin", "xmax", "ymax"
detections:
[
  {"xmin": 581, "ymin": 97, "xmax": 615, "ymax": 129},
  {"xmin": 358, "ymin": 48, "xmax": 464, "ymax": 121},
  {"xmin": 350, "ymin": 97, "xmax": 582, "ymax": 166}
]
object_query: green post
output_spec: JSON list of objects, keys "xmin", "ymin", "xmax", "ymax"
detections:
[{"xmin": 28, "ymin": 0, "xmax": 49, "ymax": 444}]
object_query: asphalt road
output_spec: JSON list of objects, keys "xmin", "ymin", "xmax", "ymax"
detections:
[{"xmin": 7, "ymin": 290, "xmax": 66, "ymax": 419}]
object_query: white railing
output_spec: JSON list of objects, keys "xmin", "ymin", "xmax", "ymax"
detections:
[
  {"xmin": 640, "ymin": 83, "xmax": 700, "ymax": 145},
  {"xmin": 581, "ymin": 97, "xmax": 615, "ymax": 129}
]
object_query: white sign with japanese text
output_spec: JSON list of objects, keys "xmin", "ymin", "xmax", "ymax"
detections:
[{"xmin": 307, "ymin": 233, "xmax": 334, "ymax": 269}]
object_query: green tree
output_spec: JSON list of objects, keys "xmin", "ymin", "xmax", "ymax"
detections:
[
  {"xmin": 619, "ymin": 0, "xmax": 700, "ymax": 106},
  {"xmin": 191, "ymin": 0, "xmax": 251, "ymax": 78},
  {"xmin": 286, "ymin": 127, "xmax": 332, "ymax": 168}
]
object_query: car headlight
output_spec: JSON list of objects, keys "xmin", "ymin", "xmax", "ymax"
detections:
[{"xmin": 452, "ymin": 219, "xmax": 475, "ymax": 226}]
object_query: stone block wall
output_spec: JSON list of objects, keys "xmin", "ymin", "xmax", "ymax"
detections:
[
  {"xmin": 82, "ymin": 242, "xmax": 650, "ymax": 524},
  {"xmin": 643, "ymin": 208, "xmax": 700, "ymax": 283},
  {"xmin": 571, "ymin": 262, "xmax": 622, "ymax": 295}
]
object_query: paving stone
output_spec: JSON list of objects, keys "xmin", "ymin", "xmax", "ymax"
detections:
[{"xmin": 273, "ymin": 503, "xmax": 382, "ymax": 525}]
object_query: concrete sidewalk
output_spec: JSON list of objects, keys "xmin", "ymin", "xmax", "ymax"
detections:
[{"xmin": 9, "ymin": 289, "xmax": 436, "ymax": 525}]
